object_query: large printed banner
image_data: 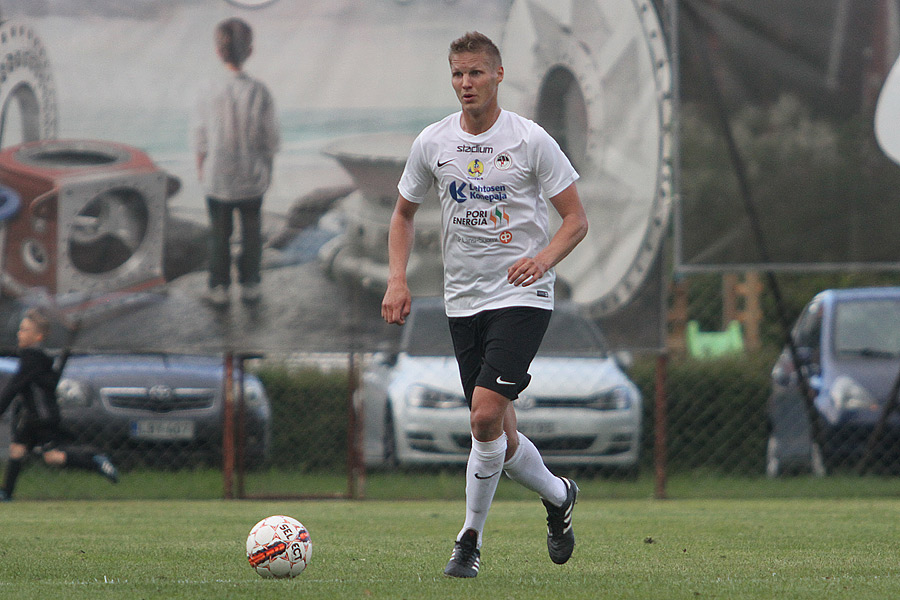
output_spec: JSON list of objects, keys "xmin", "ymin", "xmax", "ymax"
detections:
[{"xmin": 0, "ymin": 0, "xmax": 672, "ymax": 353}]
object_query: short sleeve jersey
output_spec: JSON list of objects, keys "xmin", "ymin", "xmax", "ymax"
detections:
[{"xmin": 398, "ymin": 110, "xmax": 579, "ymax": 317}]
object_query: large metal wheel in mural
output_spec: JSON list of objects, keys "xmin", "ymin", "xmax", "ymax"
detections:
[{"xmin": 502, "ymin": 0, "xmax": 673, "ymax": 317}]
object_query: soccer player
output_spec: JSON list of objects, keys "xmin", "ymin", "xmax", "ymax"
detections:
[
  {"xmin": 381, "ymin": 31, "xmax": 589, "ymax": 578},
  {"xmin": 192, "ymin": 17, "xmax": 280, "ymax": 307},
  {"xmin": 0, "ymin": 308, "xmax": 118, "ymax": 501}
]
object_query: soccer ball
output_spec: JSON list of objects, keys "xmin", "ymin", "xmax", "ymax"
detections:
[{"xmin": 246, "ymin": 515, "xmax": 312, "ymax": 578}]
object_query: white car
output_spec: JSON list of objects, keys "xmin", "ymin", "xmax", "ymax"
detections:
[{"xmin": 360, "ymin": 298, "xmax": 642, "ymax": 473}]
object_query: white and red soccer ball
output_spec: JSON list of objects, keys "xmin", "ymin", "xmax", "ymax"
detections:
[{"xmin": 246, "ymin": 515, "xmax": 312, "ymax": 578}]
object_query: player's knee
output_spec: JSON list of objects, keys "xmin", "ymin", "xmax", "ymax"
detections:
[
  {"xmin": 8, "ymin": 444, "xmax": 26, "ymax": 460},
  {"xmin": 470, "ymin": 398, "xmax": 506, "ymax": 440},
  {"xmin": 43, "ymin": 449, "xmax": 65, "ymax": 466}
]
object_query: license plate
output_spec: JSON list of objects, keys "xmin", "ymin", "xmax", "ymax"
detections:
[
  {"xmin": 517, "ymin": 421, "xmax": 555, "ymax": 435},
  {"xmin": 130, "ymin": 420, "xmax": 195, "ymax": 441}
]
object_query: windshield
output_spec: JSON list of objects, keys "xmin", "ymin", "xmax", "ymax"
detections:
[
  {"xmin": 833, "ymin": 299, "xmax": 900, "ymax": 358},
  {"xmin": 403, "ymin": 305, "xmax": 608, "ymax": 357}
]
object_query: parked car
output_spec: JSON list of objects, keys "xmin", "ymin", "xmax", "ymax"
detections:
[
  {"xmin": 0, "ymin": 353, "xmax": 271, "ymax": 468},
  {"xmin": 360, "ymin": 297, "xmax": 642, "ymax": 473},
  {"xmin": 767, "ymin": 287, "xmax": 900, "ymax": 476}
]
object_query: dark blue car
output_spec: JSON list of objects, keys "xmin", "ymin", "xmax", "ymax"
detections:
[{"xmin": 767, "ymin": 287, "xmax": 900, "ymax": 476}]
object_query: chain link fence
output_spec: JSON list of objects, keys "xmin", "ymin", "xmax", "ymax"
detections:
[{"xmin": 3, "ymin": 269, "xmax": 900, "ymax": 500}]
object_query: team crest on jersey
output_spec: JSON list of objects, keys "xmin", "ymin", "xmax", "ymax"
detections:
[
  {"xmin": 466, "ymin": 159, "xmax": 485, "ymax": 179},
  {"xmin": 494, "ymin": 152, "xmax": 512, "ymax": 170}
]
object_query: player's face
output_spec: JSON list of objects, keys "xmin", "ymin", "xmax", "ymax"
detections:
[
  {"xmin": 17, "ymin": 318, "xmax": 43, "ymax": 349},
  {"xmin": 450, "ymin": 51, "xmax": 503, "ymax": 117}
]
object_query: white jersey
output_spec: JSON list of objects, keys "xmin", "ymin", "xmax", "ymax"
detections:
[{"xmin": 398, "ymin": 110, "xmax": 579, "ymax": 317}]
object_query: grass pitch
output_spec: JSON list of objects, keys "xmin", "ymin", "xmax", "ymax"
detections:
[{"xmin": 0, "ymin": 496, "xmax": 899, "ymax": 599}]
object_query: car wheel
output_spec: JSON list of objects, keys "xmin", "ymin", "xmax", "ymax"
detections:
[
  {"xmin": 765, "ymin": 435, "xmax": 780, "ymax": 478},
  {"xmin": 383, "ymin": 406, "xmax": 399, "ymax": 468}
]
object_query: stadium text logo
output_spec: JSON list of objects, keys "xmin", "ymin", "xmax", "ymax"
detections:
[{"xmin": 457, "ymin": 144, "xmax": 493, "ymax": 154}]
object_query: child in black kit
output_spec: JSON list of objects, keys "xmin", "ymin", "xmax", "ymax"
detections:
[{"xmin": 0, "ymin": 308, "xmax": 118, "ymax": 501}]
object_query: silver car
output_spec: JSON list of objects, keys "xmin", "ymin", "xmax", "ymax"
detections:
[{"xmin": 360, "ymin": 298, "xmax": 642, "ymax": 472}]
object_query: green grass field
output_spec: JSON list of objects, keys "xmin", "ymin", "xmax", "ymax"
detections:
[{"xmin": 1, "ymin": 494, "xmax": 900, "ymax": 599}]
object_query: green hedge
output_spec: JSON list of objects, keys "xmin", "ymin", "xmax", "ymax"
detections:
[
  {"xmin": 629, "ymin": 352, "xmax": 777, "ymax": 475},
  {"xmin": 254, "ymin": 365, "xmax": 350, "ymax": 471}
]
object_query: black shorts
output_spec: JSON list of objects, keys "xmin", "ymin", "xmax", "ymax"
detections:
[
  {"xmin": 11, "ymin": 415, "xmax": 65, "ymax": 451},
  {"xmin": 448, "ymin": 306, "xmax": 552, "ymax": 407}
]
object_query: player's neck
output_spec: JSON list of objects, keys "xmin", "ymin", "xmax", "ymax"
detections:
[{"xmin": 460, "ymin": 105, "xmax": 501, "ymax": 136}]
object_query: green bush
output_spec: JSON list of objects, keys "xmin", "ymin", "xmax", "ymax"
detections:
[
  {"xmin": 254, "ymin": 364, "xmax": 350, "ymax": 471},
  {"xmin": 629, "ymin": 352, "xmax": 777, "ymax": 475}
]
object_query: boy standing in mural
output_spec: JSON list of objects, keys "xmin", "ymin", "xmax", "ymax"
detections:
[
  {"xmin": 381, "ymin": 32, "xmax": 589, "ymax": 578},
  {"xmin": 0, "ymin": 308, "xmax": 118, "ymax": 501},
  {"xmin": 193, "ymin": 17, "xmax": 280, "ymax": 307}
]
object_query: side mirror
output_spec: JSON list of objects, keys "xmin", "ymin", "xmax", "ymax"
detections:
[{"xmin": 613, "ymin": 350, "xmax": 633, "ymax": 370}]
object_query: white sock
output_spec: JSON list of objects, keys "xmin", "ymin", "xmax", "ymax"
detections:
[
  {"xmin": 503, "ymin": 432, "xmax": 567, "ymax": 507},
  {"xmin": 458, "ymin": 433, "xmax": 507, "ymax": 548}
]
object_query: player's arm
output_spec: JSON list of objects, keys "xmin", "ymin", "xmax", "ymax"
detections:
[
  {"xmin": 382, "ymin": 195, "xmax": 421, "ymax": 325},
  {"xmin": 508, "ymin": 182, "xmax": 588, "ymax": 287}
]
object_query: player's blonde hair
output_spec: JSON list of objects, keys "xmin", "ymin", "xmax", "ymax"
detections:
[{"xmin": 449, "ymin": 31, "xmax": 502, "ymax": 69}]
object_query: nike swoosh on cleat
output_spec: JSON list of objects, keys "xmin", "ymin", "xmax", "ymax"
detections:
[
  {"xmin": 437, "ymin": 159, "xmax": 452, "ymax": 167},
  {"xmin": 496, "ymin": 375, "xmax": 516, "ymax": 385},
  {"xmin": 474, "ymin": 470, "xmax": 500, "ymax": 479}
]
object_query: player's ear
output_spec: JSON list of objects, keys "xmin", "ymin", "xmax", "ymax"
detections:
[{"xmin": 496, "ymin": 65, "xmax": 504, "ymax": 83}]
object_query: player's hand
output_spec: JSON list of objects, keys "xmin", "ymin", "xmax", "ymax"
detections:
[
  {"xmin": 382, "ymin": 284, "xmax": 412, "ymax": 325},
  {"xmin": 508, "ymin": 256, "xmax": 549, "ymax": 287}
]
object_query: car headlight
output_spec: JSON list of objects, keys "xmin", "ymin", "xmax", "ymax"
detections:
[
  {"xmin": 241, "ymin": 379, "xmax": 267, "ymax": 409},
  {"xmin": 57, "ymin": 378, "xmax": 90, "ymax": 407},
  {"xmin": 830, "ymin": 376, "xmax": 877, "ymax": 411},
  {"xmin": 406, "ymin": 385, "xmax": 467, "ymax": 409},
  {"xmin": 588, "ymin": 386, "xmax": 634, "ymax": 410}
]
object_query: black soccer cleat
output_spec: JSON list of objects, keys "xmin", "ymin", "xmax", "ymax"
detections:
[
  {"xmin": 443, "ymin": 528, "xmax": 480, "ymax": 578},
  {"xmin": 94, "ymin": 454, "xmax": 119, "ymax": 484},
  {"xmin": 542, "ymin": 477, "xmax": 578, "ymax": 564}
]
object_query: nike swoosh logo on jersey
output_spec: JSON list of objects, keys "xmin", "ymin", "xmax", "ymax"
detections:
[
  {"xmin": 496, "ymin": 376, "xmax": 516, "ymax": 385},
  {"xmin": 437, "ymin": 159, "xmax": 452, "ymax": 167},
  {"xmin": 474, "ymin": 470, "xmax": 500, "ymax": 479}
]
